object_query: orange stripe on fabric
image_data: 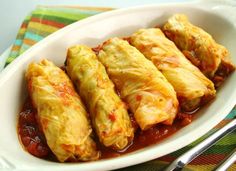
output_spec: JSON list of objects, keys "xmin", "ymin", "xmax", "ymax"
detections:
[
  {"xmin": 12, "ymin": 46, "xmax": 21, "ymax": 51},
  {"xmin": 159, "ymin": 153, "xmax": 231, "ymax": 165},
  {"xmin": 31, "ymin": 17, "xmax": 65, "ymax": 28},
  {"xmin": 21, "ymin": 22, "xmax": 28, "ymax": 29},
  {"xmin": 215, "ymin": 119, "xmax": 231, "ymax": 128},
  {"xmin": 23, "ymin": 38, "xmax": 36, "ymax": 46},
  {"xmin": 190, "ymin": 154, "xmax": 227, "ymax": 165}
]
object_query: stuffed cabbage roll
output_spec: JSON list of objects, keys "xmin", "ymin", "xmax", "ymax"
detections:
[
  {"xmin": 66, "ymin": 45, "xmax": 134, "ymax": 150},
  {"xmin": 130, "ymin": 28, "xmax": 216, "ymax": 111},
  {"xmin": 26, "ymin": 59, "xmax": 100, "ymax": 162},
  {"xmin": 97, "ymin": 38, "xmax": 179, "ymax": 130},
  {"xmin": 162, "ymin": 14, "xmax": 235, "ymax": 86}
]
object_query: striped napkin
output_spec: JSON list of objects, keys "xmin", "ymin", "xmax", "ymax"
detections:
[
  {"xmin": 6, "ymin": 6, "xmax": 112, "ymax": 64},
  {"xmin": 5, "ymin": 5, "xmax": 236, "ymax": 171}
]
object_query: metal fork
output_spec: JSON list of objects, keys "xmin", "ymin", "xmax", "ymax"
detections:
[{"xmin": 165, "ymin": 118, "xmax": 236, "ymax": 171}]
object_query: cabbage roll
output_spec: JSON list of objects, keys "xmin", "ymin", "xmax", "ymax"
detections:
[
  {"xmin": 66, "ymin": 45, "xmax": 134, "ymax": 150},
  {"xmin": 130, "ymin": 28, "xmax": 216, "ymax": 111},
  {"xmin": 98, "ymin": 38, "xmax": 178, "ymax": 130},
  {"xmin": 162, "ymin": 14, "xmax": 235, "ymax": 86},
  {"xmin": 26, "ymin": 59, "xmax": 100, "ymax": 162}
]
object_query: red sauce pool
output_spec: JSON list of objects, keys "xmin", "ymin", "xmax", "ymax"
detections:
[
  {"xmin": 18, "ymin": 99, "xmax": 50, "ymax": 158},
  {"xmin": 18, "ymin": 97, "xmax": 193, "ymax": 161}
]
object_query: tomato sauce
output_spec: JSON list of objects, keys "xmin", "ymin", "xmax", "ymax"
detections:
[
  {"xmin": 18, "ymin": 97, "xmax": 193, "ymax": 161},
  {"xmin": 18, "ymin": 99, "xmax": 50, "ymax": 158}
]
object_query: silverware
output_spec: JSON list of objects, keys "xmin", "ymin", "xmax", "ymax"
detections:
[
  {"xmin": 214, "ymin": 148, "xmax": 236, "ymax": 171},
  {"xmin": 165, "ymin": 118, "xmax": 236, "ymax": 171}
]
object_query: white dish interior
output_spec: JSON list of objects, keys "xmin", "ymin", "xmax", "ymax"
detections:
[{"xmin": 0, "ymin": 1, "xmax": 236, "ymax": 171}]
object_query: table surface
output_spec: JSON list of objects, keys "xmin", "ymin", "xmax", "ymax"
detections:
[{"xmin": 0, "ymin": 0, "xmax": 193, "ymax": 54}]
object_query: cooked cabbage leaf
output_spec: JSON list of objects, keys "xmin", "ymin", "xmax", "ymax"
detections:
[
  {"xmin": 163, "ymin": 14, "xmax": 235, "ymax": 84},
  {"xmin": 130, "ymin": 28, "xmax": 216, "ymax": 111},
  {"xmin": 98, "ymin": 38, "xmax": 178, "ymax": 130},
  {"xmin": 66, "ymin": 45, "xmax": 134, "ymax": 150},
  {"xmin": 26, "ymin": 59, "xmax": 100, "ymax": 162}
]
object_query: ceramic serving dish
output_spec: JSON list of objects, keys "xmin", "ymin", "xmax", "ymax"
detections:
[{"xmin": 0, "ymin": 1, "xmax": 236, "ymax": 171}]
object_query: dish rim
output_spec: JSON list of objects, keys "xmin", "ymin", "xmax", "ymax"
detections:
[{"xmin": 0, "ymin": 2, "xmax": 236, "ymax": 171}]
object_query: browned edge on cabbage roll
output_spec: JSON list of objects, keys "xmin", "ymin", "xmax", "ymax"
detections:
[
  {"xmin": 129, "ymin": 28, "xmax": 216, "ymax": 112},
  {"xmin": 162, "ymin": 14, "xmax": 235, "ymax": 87}
]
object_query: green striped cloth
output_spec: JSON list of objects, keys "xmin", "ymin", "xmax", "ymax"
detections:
[
  {"xmin": 6, "ymin": 5, "xmax": 111, "ymax": 65},
  {"xmin": 5, "ymin": 5, "xmax": 236, "ymax": 171}
]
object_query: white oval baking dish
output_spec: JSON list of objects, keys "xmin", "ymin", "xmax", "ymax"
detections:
[{"xmin": 0, "ymin": 1, "xmax": 236, "ymax": 171}]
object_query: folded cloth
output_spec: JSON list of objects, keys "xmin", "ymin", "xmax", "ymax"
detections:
[
  {"xmin": 6, "ymin": 5, "xmax": 112, "ymax": 64},
  {"xmin": 5, "ymin": 5, "xmax": 236, "ymax": 171}
]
